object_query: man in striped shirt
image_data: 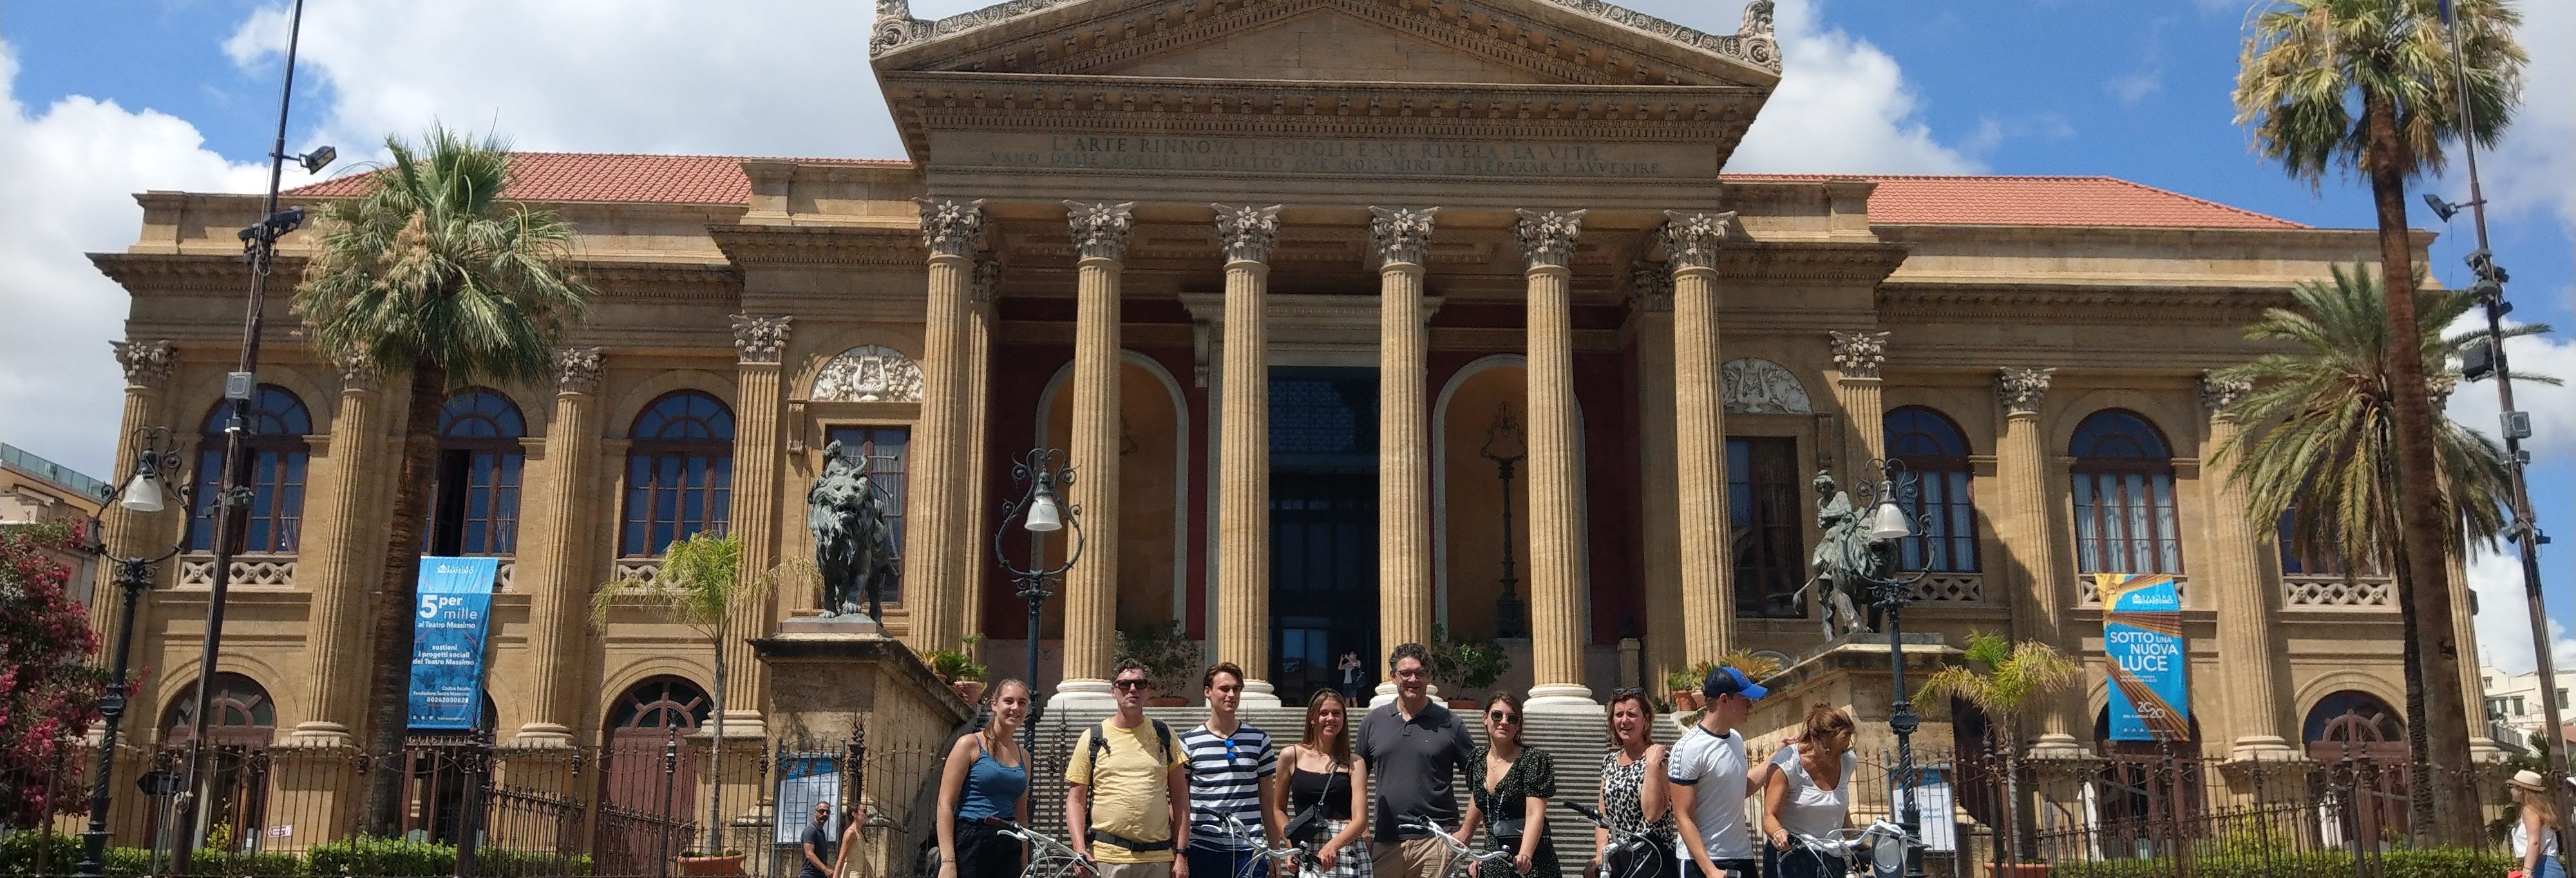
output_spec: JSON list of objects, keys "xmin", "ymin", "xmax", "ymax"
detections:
[{"xmin": 1181, "ymin": 662, "xmax": 1282, "ymax": 878}]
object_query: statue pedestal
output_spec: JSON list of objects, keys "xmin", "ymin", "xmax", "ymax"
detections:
[
  {"xmin": 749, "ymin": 627, "xmax": 971, "ymax": 744},
  {"xmin": 1740, "ymin": 633, "xmax": 1964, "ymax": 763}
]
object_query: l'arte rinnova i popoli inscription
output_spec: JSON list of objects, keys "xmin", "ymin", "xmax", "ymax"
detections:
[{"xmin": 938, "ymin": 132, "xmax": 1710, "ymax": 178}]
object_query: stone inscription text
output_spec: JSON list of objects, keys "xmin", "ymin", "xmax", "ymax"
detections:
[{"xmin": 938, "ymin": 132, "xmax": 1705, "ymax": 179}]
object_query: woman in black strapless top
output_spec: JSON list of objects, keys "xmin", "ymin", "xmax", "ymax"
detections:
[{"xmin": 1269, "ymin": 691, "xmax": 1373, "ymax": 878}]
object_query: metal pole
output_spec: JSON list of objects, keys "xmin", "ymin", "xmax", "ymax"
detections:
[
  {"xmin": 75, "ymin": 560, "xmax": 154, "ymax": 877},
  {"xmin": 659, "ymin": 725, "xmax": 679, "ymax": 878},
  {"xmin": 2439, "ymin": 8, "xmax": 2568, "ymax": 870},
  {"xmin": 1023, "ymin": 573, "xmax": 1047, "ymax": 753},
  {"xmin": 1885, "ymin": 598, "xmax": 1926, "ymax": 878},
  {"xmin": 178, "ymin": 0, "xmax": 308, "ymax": 862}
]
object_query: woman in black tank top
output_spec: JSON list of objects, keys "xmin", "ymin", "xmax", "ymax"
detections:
[{"xmin": 1268, "ymin": 691, "xmax": 1373, "ymax": 878}]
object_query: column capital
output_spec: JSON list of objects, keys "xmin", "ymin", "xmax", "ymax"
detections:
[
  {"xmin": 2198, "ymin": 370, "xmax": 2251, "ymax": 419},
  {"xmin": 554, "ymin": 347, "xmax": 605, "ymax": 396},
  {"xmin": 1213, "ymin": 204, "xmax": 1283, "ymax": 263},
  {"xmin": 1828, "ymin": 330, "xmax": 1889, "ymax": 379},
  {"xmin": 1627, "ymin": 260, "xmax": 1674, "ymax": 313},
  {"xmin": 1368, "ymin": 205, "xmax": 1439, "ymax": 266},
  {"xmin": 1660, "ymin": 210, "xmax": 1736, "ymax": 271},
  {"xmin": 1995, "ymin": 367, "xmax": 2056, "ymax": 415},
  {"xmin": 1064, "ymin": 200, "xmax": 1137, "ymax": 261},
  {"xmin": 1513, "ymin": 208, "xmax": 1586, "ymax": 269},
  {"xmin": 916, "ymin": 197, "xmax": 988, "ymax": 258},
  {"xmin": 971, "ymin": 252, "xmax": 1004, "ymax": 305},
  {"xmin": 732, "ymin": 314, "xmax": 793, "ymax": 365},
  {"xmin": 331, "ymin": 348, "xmax": 379, "ymax": 392},
  {"xmin": 111, "ymin": 339, "xmax": 175, "ymax": 390}
]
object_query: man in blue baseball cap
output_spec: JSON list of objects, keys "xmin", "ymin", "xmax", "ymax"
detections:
[{"xmin": 1667, "ymin": 666, "xmax": 1776, "ymax": 878}]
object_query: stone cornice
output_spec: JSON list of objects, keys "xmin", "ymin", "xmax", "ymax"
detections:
[
  {"xmin": 90, "ymin": 252, "xmax": 742, "ymax": 303},
  {"xmin": 884, "ymin": 73, "xmax": 1756, "ymax": 142},
  {"xmin": 1709, "ymin": 240, "xmax": 1909, "ymax": 283},
  {"xmin": 707, "ymin": 224, "xmax": 929, "ymax": 268},
  {"xmin": 1876, "ymin": 283, "xmax": 2296, "ymax": 326}
]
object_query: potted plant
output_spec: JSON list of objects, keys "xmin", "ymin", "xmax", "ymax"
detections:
[
  {"xmin": 1115, "ymin": 620, "xmax": 1202, "ymax": 706},
  {"xmin": 1916, "ymin": 630, "xmax": 2078, "ymax": 878},
  {"xmin": 595, "ymin": 532, "xmax": 773, "ymax": 872},
  {"xmin": 1665, "ymin": 665, "xmax": 1710, "ymax": 712},
  {"xmin": 919, "ymin": 645, "xmax": 988, "ymax": 702},
  {"xmin": 675, "ymin": 849, "xmax": 746, "ymax": 876},
  {"xmin": 1428, "ymin": 624, "xmax": 1511, "ymax": 708}
]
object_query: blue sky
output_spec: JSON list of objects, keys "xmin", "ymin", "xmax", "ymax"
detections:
[{"xmin": 3, "ymin": 1, "xmax": 2569, "ymax": 671}]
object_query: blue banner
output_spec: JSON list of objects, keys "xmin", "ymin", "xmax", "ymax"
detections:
[
  {"xmin": 2099, "ymin": 573, "xmax": 2190, "ymax": 741},
  {"xmin": 407, "ymin": 557, "xmax": 500, "ymax": 731}
]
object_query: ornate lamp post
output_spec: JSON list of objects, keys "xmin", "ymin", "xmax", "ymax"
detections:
[
  {"xmin": 1479, "ymin": 403, "xmax": 1527, "ymax": 638},
  {"xmin": 995, "ymin": 448, "xmax": 1083, "ymax": 749},
  {"xmin": 1849, "ymin": 457, "xmax": 1933, "ymax": 878},
  {"xmin": 75, "ymin": 427, "xmax": 199, "ymax": 878}
]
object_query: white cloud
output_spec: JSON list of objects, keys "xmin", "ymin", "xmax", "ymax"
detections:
[
  {"xmin": 2475, "ymin": 0, "xmax": 2576, "ymax": 234},
  {"xmin": 2467, "ymin": 547, "xmax": 2576, "ymax": 676},
  {"xmin": 2105, "ymin": 69, "xmax": 2162, "ymax": 106},
  {"xmin": 2446, "ymin": 314, "xmax": 2576, "ymax": 463},
  {"xmin": 1958, "ymin": 113, "xmax": 2076, "ymax": 157},
  {"xmin": 1712, "ymin": 0, "xmax": 1983, "ymax": 173},
  {"xmin": 0, "ymin": 41, "xmax": 267, "ymax": 479}
]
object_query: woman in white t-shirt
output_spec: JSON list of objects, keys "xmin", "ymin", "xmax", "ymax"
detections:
[
  {"xmin": 2509, "ymin": 769, "xmax": 2566, "ymax": 878},
  {"xmin": 1760, "ymin": 704, "xmax": 1857, "ymax": 878}
]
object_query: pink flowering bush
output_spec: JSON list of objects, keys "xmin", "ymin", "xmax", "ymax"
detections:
[{"xmin": 0, "ymin": 520, "xmax": 108, "ymax": 828}]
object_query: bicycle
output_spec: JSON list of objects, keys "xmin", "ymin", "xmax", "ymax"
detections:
[
  {"xmin": 1396, "ymin": 814, "xmax": 1515, "ymax": 878},
  {"xmin": 1190, "ymin": 805, "xmax": 1303, "ymax": 878},
  {"xmin": 1556, "ymin": 802, "xmax": 1663, "ymax": 878},
  {"xmin": 996, "ymin": 820, "xmax": 1092, "ymax": 878},
  {"xmin": 1781, "ymin": 819, "xmax": 1923, "ymax": 878}
]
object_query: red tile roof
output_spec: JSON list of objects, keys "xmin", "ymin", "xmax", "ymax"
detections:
[
  {"xmin": 288, "ymin": 154, "xmax": 2306, "ymax": 229},
  {"xmin": 1724, "ymin": 173, "xmax": 2307, "ymax": 229},
  {"xmin": 285, "ymin": 153, "xmax": 906, "ymax": 205}
]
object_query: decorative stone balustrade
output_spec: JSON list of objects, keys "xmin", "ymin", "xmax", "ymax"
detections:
[
  {"xmin": 177, "ymin": 554, "xmax": 298, "ymax": 587},
  {"xmin": 614, "ymin": 560, "xmax": 663, "ymax": 586},
  {"xmin": 2283, "ymin": 574, "xmax": 2395, "ymax": 609},
  {"xmin": 2074, "ymin": 574, "xmax": 2188, "ymax": 604},
  {"xmin": 1908, "ymin": 573, "xmax": 1985, "ymax": 603}
]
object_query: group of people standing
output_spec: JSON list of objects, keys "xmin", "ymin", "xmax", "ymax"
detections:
[{"xmin": 923, "ymin": 647, "xmax": 1861, "ymax": 878}]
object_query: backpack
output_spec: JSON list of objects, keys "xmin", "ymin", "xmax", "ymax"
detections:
[{"xmin": 1079, "ymin": 717, "xmax": 1176, "ymax": 778}]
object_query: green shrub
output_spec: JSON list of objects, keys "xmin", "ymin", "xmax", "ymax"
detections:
[
  {"xmin": 0, "ymin": 832, "xmax": 150, "ymax": 878},
  {"xmin": 2050, "ymin": 846, "xmax": 2515, "ymax": 878},
  {"xmin": 305, "ymin": 836, "xmax": 455, "ymax": 877},
  {"xmin": 186, "ymin": 846, "xmax": 302, "ymax": 877}
]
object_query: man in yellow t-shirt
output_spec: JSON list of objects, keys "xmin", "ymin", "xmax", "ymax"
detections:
[{"xmin": 1066, "ymin": 659, "xmax": 1193, "ymax": 878}]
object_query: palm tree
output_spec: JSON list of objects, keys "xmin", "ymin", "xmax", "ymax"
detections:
[
  {"xmin": 1917, "ymin": 631, "xmax": 2079, "ymax": 866},
  {"xmin": 2232, "ymin": 0, "xmax": 2523, "ymax": 844},
  {"xmin": 594, "ymin": 532, "xmax": 774, "ymax": 858},
  {"xmin": 2213, "ymin": 264, "xmax": 2544, "ymax": 839},
  {"xmin": 294, "ymin": 127, "xmax": 591, "ymax": 834}
]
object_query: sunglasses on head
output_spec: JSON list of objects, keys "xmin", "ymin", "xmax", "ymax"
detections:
[
  {"xmin": 1611, "ymin": 687, "xmax": 1646, "ymax": 697},
  {"xmin": 1113, "ymin": 678, "xmax": 1150, "ymax": 691}
]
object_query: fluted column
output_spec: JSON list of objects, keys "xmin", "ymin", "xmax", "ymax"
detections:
[
  {"xmin": 1515, "ymin": 209, "xmax": 1594, "ymax": 712},
  {"xmin": 906, "ymin": 198, "xmax": 987, "ymax": 653},
  {"xmin": 1830, "ymin": 331, "xmax": 1890, "ymax": 473},
  {"xmin": 96, "ymin": 341, "xmax": 175, "ymax": 642},
  {"xmin": 1996, "ymin": 367, "xmax": 2083, "ymax": 756},
  {"xmin": 1368, "ymin": 207, "xmax": 1438, "ymax": 700},
  {"xmin": 287, "ymin": 354, "xmax": 390, "ymax": 744},
  {"xmin": 726, "ymin": 315, "xmax": 791, "ymax": 735},
  {"xmin": 960, "ymin": 255, "xmax": 1001, "ymax": 647},
  {"xmin": 514, "ymin": 348, "xmax": 603, "ymax": 746},
  {"xmin": 2197, "ymin": 373, "xmax": 2293, "ymax": 760},
  {"xmin": 1626, "ymin": 266, "xmax": 1685, "ymax": 690},
  {"xmin": 1054, "ymin": 201, "xmax": 1135, "ymax": 708},
  {"xmin": 2448, "ymin": 543, "xmax": 2503, "ymax": 759},
  {"xmin": 1665, "ymin": 211, "xmax": 1737, "ymax": 665},
  {"xmin": 1213, "ymin": 205, "xmax": 1284, "ymax": 707}
]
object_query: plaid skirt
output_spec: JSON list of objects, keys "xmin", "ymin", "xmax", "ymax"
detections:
[{"xmin": 1302, "ymin": 819, "xmax": 1374, "ymax": 878}]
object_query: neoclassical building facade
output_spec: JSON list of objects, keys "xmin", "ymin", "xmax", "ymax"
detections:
[{"xmin": 88, "ymin": 0, "xmax": 2469, "ymax": 785}]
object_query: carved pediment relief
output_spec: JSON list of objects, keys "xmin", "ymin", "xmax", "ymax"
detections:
[{"xmin": 1080, "ymin": 5, "xmax": 1556, "ymax": 84}]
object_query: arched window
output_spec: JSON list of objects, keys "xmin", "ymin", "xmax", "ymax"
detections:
[
  {"xmin": 430, "ymin": 390, "xmax": 526, "ymax": 557},
  {"xmin": 620, "ymin": 392, "xmax": 734, "ymax": 558},
  {"xmin": 190, "ymin": 386, "xmax": 312, "ymax": 553},
  {"xmin": 1884, "ymin": 406, "xmax": 1978, "ymax": 573},
  {"xmin": 2070, "ymin": 410, "xmax": 2182, "ymax": 575},
  {"xmin": 162, "ymin": 672, "xmax": 277, "ymax": 747}
]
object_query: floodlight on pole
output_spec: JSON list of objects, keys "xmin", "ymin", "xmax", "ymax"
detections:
[{"xmin": 297, "ymin": 145, "xmax": 337, "ymax": 175}]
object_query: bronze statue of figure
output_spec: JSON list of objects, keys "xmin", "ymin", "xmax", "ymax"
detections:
[
  {"xmin": 809, "ymin": 440, "xmax": 900, "ymax": 621},
  {"xmin": 1800, "ymin": 470, "xmax": 1886, "ymax": 638}
]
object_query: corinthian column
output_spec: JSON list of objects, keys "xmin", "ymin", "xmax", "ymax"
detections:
[
  {"xmin": 1213, "ymin": 205, "xmax": 1283, "ymax": 706},
  {"xmin": 960, "ymin": 254, "xmax": 1002, "ymax": 647},
  {"xmin": 2197, "ymin": 372, "xmax": 2293, "ymax": 761},
  {"xmin": 1830, "ymin": 331, "xmax": 1890, "ymax": 472},
  {"xmin": 288, "ymin": 353, "xmax": 388, "ymax": 745},
  {"xmin": 1995, "ymin": 367, "xmax": 2082, "ymax": 756},
  {"xmin": 515, "ymin": 348, "xmax": 603, "ymax": 746},
  {"xmin": 726, "ymin": 314, "xmax": 791, "ymax": 735},
  {"xmin": 1515, "ymin": 209, "xmax": 1595, "ymax": 713},
  {"xmin": 1626, "ymin": 265, "xmax": 1686, "ymax": 691},
  {"xmin": 97, "ymin": 341, "xmax": 175, "ymax": 641},
  {"xmin": 1665, "ymin": 211, "xmax": 1737, "ymax": 665},
  {"xmin": 905, "ymin": 198, "xmax": 987, "ymax": 653},
  {"xmin": 1054, "ymin": 201, "xmax": 1134, "ymax": 708},
  {"xmin": 1369, "ymin": 207, "xmax": 1437, "ymax": 699}
]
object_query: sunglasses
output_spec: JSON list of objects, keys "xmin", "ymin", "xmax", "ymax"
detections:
[
  {"xmin": 1488, "ymin": 712, "xmax": 1521, "ymax": 724},
  {"xmin": 1113, "ymin": 679, "xmax": 1150, "ymax": 691}
]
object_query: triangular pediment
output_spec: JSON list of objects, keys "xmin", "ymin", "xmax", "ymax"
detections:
[{"xmin": 871, "ymin": 0, "xmax": 1779, "ymax": 89}]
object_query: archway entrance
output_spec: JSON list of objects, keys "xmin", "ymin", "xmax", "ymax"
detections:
[
  {"xmin": 1269, "ymin": 367, "xmax": 1379, "ymax": 704},
  {"xmin": 2302, "ymin": 691, "xmax": 2410, "ymax": 847},
  {"xmin": 159, "ymin": 673, "xmax": 276, "ymax": 852},
  {"xmin": 594, "ymin": 676, "xmax": 711, "ymax": 875}
]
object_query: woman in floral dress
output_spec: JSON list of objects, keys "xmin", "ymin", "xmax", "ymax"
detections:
[{"xmin": 1460, "ymin": 693, "xmax": 1558, "ymax": 878}]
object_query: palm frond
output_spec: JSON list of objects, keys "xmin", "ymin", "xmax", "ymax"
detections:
[{"xmin": 2233, "ymin": 0, "xmax": 2526, "ymax": 186}]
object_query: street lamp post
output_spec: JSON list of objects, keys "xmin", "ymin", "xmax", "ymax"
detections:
[
  {"xmin": 75, "ymin": 427, "xmax": 199, "ymax": 878},
  {"xmin": 1479, "ymin": 404, "xmax": 1528, "ymax": 639},
  {"xmin": 178, "ymin": 0, "xmax": 334, "ymax": 856},
  {"xmin": 1851, "ymin": 457, "xmax": 1933, "ymax": 878},
  {"xmin": 995, "ymin": 448, "xmax": 1083, "ymax": 750}
]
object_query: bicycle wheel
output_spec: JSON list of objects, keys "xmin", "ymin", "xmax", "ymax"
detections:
[{"xmin": 1026, "ymin": 855, "xmax": 1086, "ymax": 878}]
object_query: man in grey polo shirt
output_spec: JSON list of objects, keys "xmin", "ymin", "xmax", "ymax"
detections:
[{"xmin": 1356, "ymin": 642, "xmax": 1477, "ymax": 878}]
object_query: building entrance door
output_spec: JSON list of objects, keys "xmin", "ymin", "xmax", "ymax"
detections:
[{"xmin": 1267, "ymin": 367, "xmax": 1379, "ymax": 705}]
